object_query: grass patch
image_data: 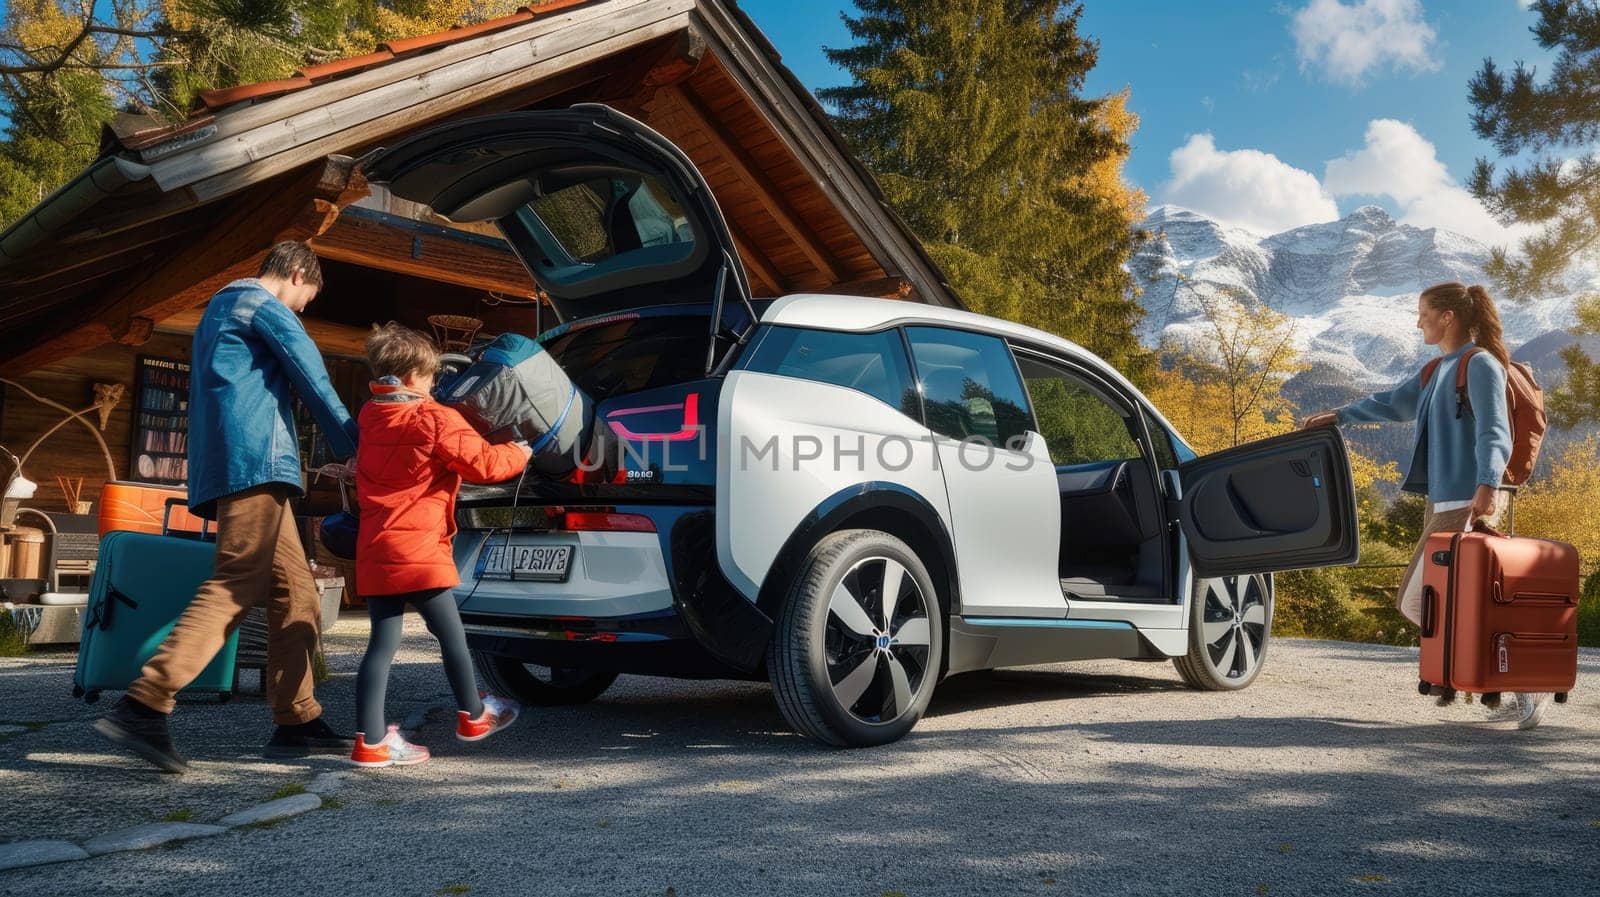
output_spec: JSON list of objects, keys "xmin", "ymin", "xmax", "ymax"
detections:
[
  {"xmin": 268, "ymin": 782, "xmax": 307, "ymax": 801},
  {"xmin": 320, "ymin": 796, "xmax": 343, "ymax": 810},
  {"xmin": 312, "ymin": 650, "xmax": 331, "ymax": 685},
  {"xmin": 162, "ymin": 809, "xmax": 195, "ymax": 823},
  {"xmin": 436, "ymin": 886, "xmax": 471, "ymax": 895},
  {"xmin": 239, "ymin": 816, "xmax": 290, "ymax": 831},
  {"xmin": 0, "ymin": 611, "xmax": 28, "ymax": 657},
  {"xmin": 374, "ymin": 798, "xmax": 398, "ymax": 807}
]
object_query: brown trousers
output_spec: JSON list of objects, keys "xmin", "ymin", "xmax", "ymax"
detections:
[
  {"xmin": 1395, "ymin": 500, "xmax": 1506, "ymax": 626},
  {"xmin": 127, "ymin": 485, "xmax": 322, "ymax": 725}
]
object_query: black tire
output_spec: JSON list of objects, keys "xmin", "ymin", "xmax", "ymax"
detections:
[
  {"xmin": 472, "ymin": 651, "xmax": 618, "ymax": 706},
  {"xmin": 768, "ymin": 529, "xmax": 944, "ymax": 747},
  {"xmin": 1173, "ymin": 573, "xmax": 1273, "ymax": 691}
]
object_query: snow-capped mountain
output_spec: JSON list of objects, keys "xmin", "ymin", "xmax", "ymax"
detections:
[{"xmin": 1131, "ymin": 204, "xmax": 1584, "ymax": 391}]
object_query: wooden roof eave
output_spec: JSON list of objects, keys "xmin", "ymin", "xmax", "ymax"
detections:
[
  {"xmin": 137, "ymin": 0, "xmax": 693, "ymax": 203},
  {"xmin": 692, "ymin": 1, "xmax": 961, "ymax": 309}
]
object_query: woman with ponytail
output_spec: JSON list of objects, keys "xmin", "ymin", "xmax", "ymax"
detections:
[{"xmin": 1303, "ymin": 282, "xmax": 1552, "ymax": 729}]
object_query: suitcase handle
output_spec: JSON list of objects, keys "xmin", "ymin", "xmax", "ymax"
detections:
[
  {"xmin": 163, "ymin": 497, "xmax": 212, "ymax": 540},
  {"xmin": 1421, "ymin": 585, "xmax": 1438, "ymax": 639}
]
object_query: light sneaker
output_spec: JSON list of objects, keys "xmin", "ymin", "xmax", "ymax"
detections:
[
  {"xmin": 456, "ymin": 694, "xmax": 520, "ymax": 742},
  {"xmin": 350, "ymin": 725, "xmax": 430, "ymax": 768},
  {"xmin": 1516, "ymin": 692, "xmax": 1553, "ymax": 730}
]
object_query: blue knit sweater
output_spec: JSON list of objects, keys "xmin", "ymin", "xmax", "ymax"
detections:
[{"xmin": 1336, "ymin": 342, "xmax": 1511, "ymax": 502}]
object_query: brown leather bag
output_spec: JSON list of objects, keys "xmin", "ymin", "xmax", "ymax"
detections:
[{"xmin": 1419, "ymin": 347, "xmax": 1546, "ymax": 486}]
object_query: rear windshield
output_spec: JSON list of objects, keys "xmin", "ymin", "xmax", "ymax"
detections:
[{"xmin": 540, "ymin": 313, "xmax": 713, "ymax": 397}]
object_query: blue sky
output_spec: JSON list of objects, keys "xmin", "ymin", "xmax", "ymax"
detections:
[{"xmin": 739, "ymin": 0, "xmax": 1557, "ymax": 245}]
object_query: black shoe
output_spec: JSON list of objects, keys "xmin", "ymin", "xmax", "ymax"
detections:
[
  {"xmin": 265, "ymin": 716, "xmax": 356, "ymax": 759},
  {"xmin": 92, "ymin": 697, "xmax": 188, "ymax": 774}
]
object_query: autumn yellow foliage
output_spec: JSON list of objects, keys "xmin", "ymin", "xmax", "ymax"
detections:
[{"xmin": 1512, "ymin": 436, "xmax": 1600, "ymax": 571}]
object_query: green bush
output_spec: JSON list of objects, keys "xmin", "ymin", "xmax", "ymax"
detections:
[
  {"xmin": 1580, "ymin": 569, "xmax": 1600, "ymax": 648},
  {"xmin": 0, "ymin": 610, "xmax": 27, "ymax": 657},
  {"xmin": 1273, "ymin": 567, "xmax": 1368, "ymax": 642}
]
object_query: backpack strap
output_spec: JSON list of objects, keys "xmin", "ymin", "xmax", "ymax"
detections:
[
  {"xmin": 1451, "ymin": 347, "xmax": 1483, "ymax": 420},
  {"xmin": 1420, "ymin": 356, "xmax": 1443, "ymax": 387}
]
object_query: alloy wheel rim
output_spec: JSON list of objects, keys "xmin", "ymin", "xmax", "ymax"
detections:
[
  {"xmin": 1198, "ymin": 574, "xmax": 1269, "ymax": 680},
  {"xmin": 823, "ymin": 555, "xmax": 933, "ymax": 724}
]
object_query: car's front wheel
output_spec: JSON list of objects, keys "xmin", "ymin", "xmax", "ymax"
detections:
[
  {"xmin": 768, "ymin": 529, "xmax": 944, "ymax": 747},
  {"xmin": 1173, "ymin": 573, "xmax": 1272, "ymax": 690},
  {"xmin": 472, "ymin": 651, "xmax": 619, "ymax": 705}
]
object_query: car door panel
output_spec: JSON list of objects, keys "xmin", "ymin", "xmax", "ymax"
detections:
[
  {"xmin": 934, "ymin": 430, "xmax": 1065, "ymax": 615},
  {"xmin": 1178, "ymin": 427, "xmax": 1359, "ymax": 577}
]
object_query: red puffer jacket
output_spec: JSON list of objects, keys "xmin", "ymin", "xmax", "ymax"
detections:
[{"xmin": 356, "ymin": 383, "xmax": 528, "ymax": 596}]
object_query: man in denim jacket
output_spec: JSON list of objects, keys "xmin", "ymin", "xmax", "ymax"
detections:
[{"xmin": 95, "ymin": 241, "xmax": 360, "ymax": 773}]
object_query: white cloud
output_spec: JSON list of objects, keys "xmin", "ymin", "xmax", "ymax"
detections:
[
  {"xmin": 1163, "ymin": 133, "xmax": 1340, "ymax": 234},
  {"xmin": 1291, "ymin": 0, "xmax": 1440, "ymax": 86},
  {"xmin": 1323, "ymin": 119, "xmax": 1530, "ymax": 247}
]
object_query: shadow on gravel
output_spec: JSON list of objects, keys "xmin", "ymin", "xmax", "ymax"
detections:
[{"xmin": 926, "ymin": 667, "xmax": 1188, "ymax": 717}]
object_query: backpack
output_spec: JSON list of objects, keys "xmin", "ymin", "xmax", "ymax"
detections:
[{"xmin": 1420, "ymin": 347, "xmax": 1546, "ymax": 486}]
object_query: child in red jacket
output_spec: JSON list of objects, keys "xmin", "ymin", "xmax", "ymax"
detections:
[{"xmin": 350, "ymin": 324, "xmax": 533, "ymax": 767}]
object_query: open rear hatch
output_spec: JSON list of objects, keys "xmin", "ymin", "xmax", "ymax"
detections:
[{"xmin": 360, "ymin": 103, "xmax": 754, "ymax": 326}]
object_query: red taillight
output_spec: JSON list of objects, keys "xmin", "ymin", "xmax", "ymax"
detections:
[
  {"xmin": 554, "ymin": 508, "xmax": 656, "ymax": 532},
  {"xmin": 606, "ymin": 392, "xmax": 701, "ymax": 442}
]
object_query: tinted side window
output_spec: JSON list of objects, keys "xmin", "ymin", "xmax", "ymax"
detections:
[
  {"xmin": 905, "ymin": 327, "xmax": 1033, "ymax": 446},
  {"xmin": 1142, "ymin": 408, "xmax": 1180, "ymax": 470},
  {"xmin": 740, "ymin": 325, "xmax": 919, "ymax": 415},
  {"xmin": 1014, "ymin": 354, "xmax": 1141, "ymax": 466}
]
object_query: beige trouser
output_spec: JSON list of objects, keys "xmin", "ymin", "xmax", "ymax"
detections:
[
  {"xmin": 1395, "ymin": 499, "xmax": 1506, "ymax": 626},
  {"xmin": 127, "ymin": 485, "xmax": 323, "ymax": 725}
]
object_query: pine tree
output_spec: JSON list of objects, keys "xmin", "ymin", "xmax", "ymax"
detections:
[
  {"xmin": 1468, "ymin": 0, "xmax": 1600, "ymax": 424},
  {"xmin": 821, "ymin": 0, "xmax": 1150, "ymax": 376}
]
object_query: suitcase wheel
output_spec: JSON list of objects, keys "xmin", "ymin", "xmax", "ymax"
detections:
[
  {"xmin": 1555, "ymin": 692, "xmax": 1568, "ymax": 704},
  {"xmin": 1417, "ymin": 679, "xmax": 1431, "ymax": 696},
  {"xmin": 72, "ymin": 685, "xmax": 84, "ymax": 699},
  {"xmin": 84, "ymin": 690, "xmax": 101, "ymax": 705},
  {"xmin": 218, "ymin": 692, "xmax": 232, "ymax": 704}
]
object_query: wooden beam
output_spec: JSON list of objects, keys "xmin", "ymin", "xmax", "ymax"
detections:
[
  {"xmin": 589, "ymin": 29, "xmax": 706, "ymax": 115},
  {"xmin": 155, "ymin": 307, "xmax": 372, "ymax": 359},
  {"xmin": 0, "ymin": 158, "xmax": 359, "ymax": 377},
  {"xmin": 821, "ymin": 275, "xmax": 918, "ymax": 301},
  {"xmin": 309, "ymin": 210, "xmax": 536, "ymax": 298},
  {"xmin": 726, "ymin": 224, "xmax": 785, "ymax": 297},
  {"xmin": 665, "ymin": 84, "xmax": 846, "ymax": 284}
]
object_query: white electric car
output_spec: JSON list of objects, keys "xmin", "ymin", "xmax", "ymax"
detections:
[{"xmin": 363, "ymin": 105, "xmax": 1360, "ymax": 747}]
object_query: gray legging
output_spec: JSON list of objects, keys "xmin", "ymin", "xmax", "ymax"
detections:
[{"xmin": 355, "ymin": 588, "xmax": 485, "ymax": 741}]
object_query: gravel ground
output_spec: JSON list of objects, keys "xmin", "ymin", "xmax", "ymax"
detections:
[{"xmin": 2, "ymin": 618, "xmax": 1598, "ymax": 897}]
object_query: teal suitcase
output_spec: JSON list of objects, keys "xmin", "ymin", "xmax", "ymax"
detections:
[{"xmin": 73, "ymin": 506, "xmax": 237, "ymax": 703}]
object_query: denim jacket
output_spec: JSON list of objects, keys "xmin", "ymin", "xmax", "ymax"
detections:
[
  {"xmin": 186, "ymin": 279, "xmax": 359, "ymax": 518},
  {"xmin": 1336, "ymin": 341, "xmax": 1511, "ymax": 503}
]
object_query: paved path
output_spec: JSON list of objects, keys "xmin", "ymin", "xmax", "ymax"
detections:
[{"xmin": 2, "ymin": 619, "xmax": 1597, "ymax": 896}]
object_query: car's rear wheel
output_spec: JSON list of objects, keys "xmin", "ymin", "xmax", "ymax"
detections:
[
  {"xmin": 472, "ymin": 651, "xmax": 619, "ymax": 705},
  {"xmin": 768, "ymin": 529, "xmax": 943, "ymax": 747},
  {"xmin": 1173, "ymin": 573, "xmax": 1272, "ymax": 690}
]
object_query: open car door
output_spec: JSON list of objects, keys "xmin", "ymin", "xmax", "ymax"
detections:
[
  {"xmin": 360, "ymin": 103, "xmax": 753, "ymax": 322},
  {"xmin": 1177, "ymin": 427, "xmax": 1359, "ymax": 577}
]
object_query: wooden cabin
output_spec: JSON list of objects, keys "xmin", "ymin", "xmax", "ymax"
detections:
[{"xmin": 0, "ymin": 0, "xmax": 957, "ymax": 514}]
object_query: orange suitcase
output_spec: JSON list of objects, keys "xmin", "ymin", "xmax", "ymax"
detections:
[
  {"xmin": 97, "ymin": 481, "xmax": 206, "ymax": 537},
  {"xmin": 1418, "ymin": 520, "xmax": 1579, "ymax": 702}
]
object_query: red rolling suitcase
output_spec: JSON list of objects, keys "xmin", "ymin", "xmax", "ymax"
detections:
[{"xmin": 1418, "ymin": 500, "xmax": 1579, "ymax": 703}]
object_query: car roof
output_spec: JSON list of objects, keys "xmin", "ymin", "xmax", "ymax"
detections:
[{"xmin": 762, "ymin": 293, "xmax": 1194, "ymax": 455}]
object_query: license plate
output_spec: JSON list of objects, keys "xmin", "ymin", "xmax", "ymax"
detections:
[{"xmin": 479, "ymin": 541, "xmax": 573, "ymax": 582}]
